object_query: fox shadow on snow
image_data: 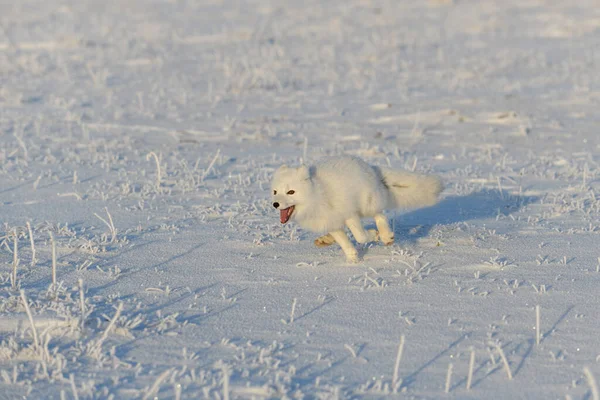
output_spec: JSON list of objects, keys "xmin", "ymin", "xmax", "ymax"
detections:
[{"xmin": 375, "ymin": 189, "xmax": 539, "ymax": 244}]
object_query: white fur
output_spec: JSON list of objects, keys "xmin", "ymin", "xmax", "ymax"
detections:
[{"xmin": 271, "ymin": 156, "xmax": 443, "ymax": 262}]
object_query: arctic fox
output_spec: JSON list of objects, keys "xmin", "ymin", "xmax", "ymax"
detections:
[{"xmin": 271, "ymin": 156, "xmax": 443, "ymax": 262}]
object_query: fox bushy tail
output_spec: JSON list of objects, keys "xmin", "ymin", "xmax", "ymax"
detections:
[{"xmin": 376, "ymin": 167, "xmax": 443, "ymax": 209}]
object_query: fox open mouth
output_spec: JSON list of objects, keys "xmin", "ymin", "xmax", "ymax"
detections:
[{"xmin": 280, "ymin": 206, "xmax": 295, "ymax": 224}]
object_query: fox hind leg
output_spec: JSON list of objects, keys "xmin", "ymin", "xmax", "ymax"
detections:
[
  {"xmin": 374, "ymin": 213, "xmax": 394, "ymax": 245},
  {"xmin": 314, "ymin": 233, "xmax": 336, "ymax": 247},
  {"xmin": 367, "ymin": 229, "xmax": 379, "ymax": 242}
]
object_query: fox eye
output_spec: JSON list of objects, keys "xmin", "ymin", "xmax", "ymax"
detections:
[
  {"xmin": 287, "ymin": 190, "xmax": 295, "ymax": 195},
  {"xmin": 273, "ymin": 190, "xmax": 277, "ymax": 195}
]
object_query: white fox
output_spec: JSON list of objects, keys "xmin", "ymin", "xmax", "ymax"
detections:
[{"xmin": 271, "ymin": 156, "xmax": 443, "ymax": 262}]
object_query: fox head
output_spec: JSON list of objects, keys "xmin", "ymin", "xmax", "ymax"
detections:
[{"xmin": 270, "ymin": 164, "xmax": 311, "ymax": 224}]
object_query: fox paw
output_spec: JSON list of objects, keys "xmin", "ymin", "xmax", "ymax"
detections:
[
  {"xmin": 345, "ymin": 251, "xmax": 359, "ymax": 263},
  {"xmin": 380, "ymin": 233, "xmax": 394, "ymax": 246},
  {"xmin": 315, "ymin": 234, "xmax": 336, "ymax": 247},
  {"xmin": 368, "ymin": 229, "xmax": 393, "ymax": 245}
]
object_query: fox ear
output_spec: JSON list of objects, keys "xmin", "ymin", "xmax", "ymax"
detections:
[{"xmin": 297, "ymin": 165, "xmax": 310, "ymax": 180}]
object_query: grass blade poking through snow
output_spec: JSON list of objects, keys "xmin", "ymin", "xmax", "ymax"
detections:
[
  {"xmin": 535, "ymin": 305, "xmax": 541, "ymax": 346},
  {"xmin": 392, "ymin": 335, "xmax": 405, "ymax": 392},
  {"xmin": 302, "ymin": 136, "xmax": 308, "ymax": 162},
  {"xmin": 49, "ymin": 232, "xmax": 57, "ymax": 287},
  {"xmin": 281, "ymin": 298, "xmax": 297, "ymax": 324},
  {"xmin": 290, "ymin": 298, "xmax": 297, "ymax": 324},
  {"xmin": 222, "ymin": 365, "xmax": 230, "ymax": 400},
  {"xmin": 20, "ymin": 290, "xmax": 40, "ymax": 353},
  {"xmin": 584, "ymin": 367, "xmax": 599, "ymax": 400},
  {"xmin": 174, "ymin": 383, "xmax": 182, "ymax": 400},
  {"xmin": 146, "ymin": 151, "xmax": 162, "ymax": 191},
  {"xmin": 99, "ymin": 302, "xmax": 123, "ymax": 344},
  {"xmin": 445, "ymin": 363, "xmax": 453, "ymax": 393},
  {"xmin": 78, "ymin": 279, "xmax": 86, "ymax": 332},
  {"xmin": 27, "ymin": 222, "xmax": 36, "ymax": 266},
  {"xmin": 466, "ymin": 349, "xmax": 475, "ymax": 390},
  {"xmin": 87, "ymin": 302, "xmax": 123, "ymax": 359},
  {"xmin": 142, "ymin": 368, "xmax": 173, "ymax": 400},
  {"xmin": 201, "ymin": 149, "xmax": 220, "ymax": 182},
  {"xmin": 11, "ymin": 228, "xmax": 19, "ymax": 289},
  {"xmin": 94, "ymin": 207, "xmax": 117, "ymax": 243},
  {"xmin": 69, "ymin": 374, "xmax": 80, "ymax": 400},
  {"xmin": 494, "ymin": 343, "xmax": 513, "ymax": 380}
]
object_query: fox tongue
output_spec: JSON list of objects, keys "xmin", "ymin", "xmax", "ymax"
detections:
[
  {"xmin": 280, "ymin": 209, "xmax": 287, "ymax": 224},
  {"xmin": 279, "ymin": 206, "xmax": 294, "ymax": 224}
]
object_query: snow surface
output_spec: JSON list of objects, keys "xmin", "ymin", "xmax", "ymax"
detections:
[{"xmin": 1, "ymin": 0, "xmax": 600, "ymax": 398}]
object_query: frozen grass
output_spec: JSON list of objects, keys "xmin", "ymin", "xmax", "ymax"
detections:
[
  {"xmin": 536, "ymin": 305, "xmax": 541, "ymax": 346},
  {"xmin": 19, "ymin": 290, "xmax": 40, "ymax": 353},
  {"xmin": 145, "ymin": 151, "xmax": 162, "ymax": 192},
  {"xmin": 444, "ymin": 362, "xmax": 453, "ymax": 393},
  {"xmin": 584, "ymin": 367, "xmax": 599, "ymax": 400},
  {"xmin": 392, "ymin": 335, "xmax": 405, "ymax": 392},
  {"xmin": 26, "ymin": 222, "xmax": 36, "ymax": 267},
  {"xmin": 93, "ymin": 208, "xmax": 117, "ymax": 244},
  {"xmin": 11, "ymin": 229, "xmax": 18, "ymax": 290},
  {"xmin": 466, "ymin": 348, "xmax": 475, "ymax": 390},
  {"xmin": 494, "ymin": 343, "xmax": 513, "ymax": 381},
  {"xmin": 49, "ymin": 232, "xmax": 56, "ymax": 287}
]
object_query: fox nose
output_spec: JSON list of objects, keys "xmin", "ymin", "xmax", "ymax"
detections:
[{"xmin": 273, "ymin": 202, "xmax": 280, "ymax": 209}]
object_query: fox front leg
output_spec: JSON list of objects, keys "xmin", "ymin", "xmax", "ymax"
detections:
[
  {"xmin": 374, "ymin": 214, "xmax": 394, "ymax": 245},
  {"xmin": 329, "ymin": 230, "xmax": 359, "ymax": 263}
]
